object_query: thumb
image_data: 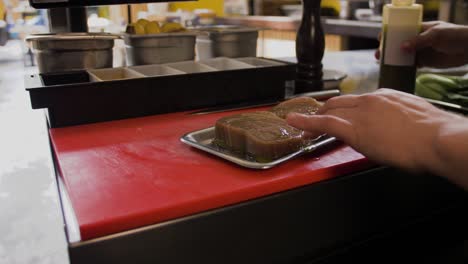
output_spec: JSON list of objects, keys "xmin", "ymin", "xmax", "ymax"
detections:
[{"xmin": 401, "ymin": 28, "xmax": 436, "ymax": 53}]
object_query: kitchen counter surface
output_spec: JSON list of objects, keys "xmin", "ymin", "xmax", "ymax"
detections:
[
  {"xmin": 1, "ymin": 47, "xmax": 378, "ymax": 263},
  {"xmin": 2, "ymin": 45, "xmax": 466, "ymax": 263}
]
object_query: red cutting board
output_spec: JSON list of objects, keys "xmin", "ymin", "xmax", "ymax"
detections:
[{"xmin": 50, "ymin": 108, "xmax": 373, "ymax": 240}]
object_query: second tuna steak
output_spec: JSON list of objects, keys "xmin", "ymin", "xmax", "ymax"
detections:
[{"xmin": 214, "ymin": 97, "xmax": 321, "ymax": 161}]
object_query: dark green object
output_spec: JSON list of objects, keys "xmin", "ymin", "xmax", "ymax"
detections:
[{"xmin": 415, "ymin": 73, "xmax": 468, "ymax": 107}]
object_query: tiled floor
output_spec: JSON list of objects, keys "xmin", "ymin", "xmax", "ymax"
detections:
[{"xmin": 0, "ymin": 41, "xmax": 68, "ymax": 264}]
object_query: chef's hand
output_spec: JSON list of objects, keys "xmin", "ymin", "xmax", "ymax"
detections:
[
  {"xmin": 286, "ymin": 89, "xmax": 468, "ymax": 190},
  {"xmin": 375, "ymin": 21, "xmax": 468, "ymax": 68}
]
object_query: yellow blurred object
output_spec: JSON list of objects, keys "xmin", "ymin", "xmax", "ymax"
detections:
[
  {"xmin": 0, "ymin": 0, "xmax": 5, "ymax": 20},
  {"xmin": 98, "ymin": 6, "xmax": 110, "ymax": 19},
  {"xmin": 339, "ymin": 77, "xmax": 357, "ymax": 94},
  {"xmin": 134, "ymin": 23, "xmax": 146, "ymax": 35},
  {"xmin": 161, "ymin": 22, "xmax": 184, "ymax": 33},
  {"xmin": 321, "ymin": 0, "xmax": 341, "ymax": 13},
  {"xmin": 169, "ymin": 0, "xmax": 224, "ymax": 16},
  {"xmin": 145, "ymin": 21, "xmax": 161, "ymax": 34},
  {"xmin": 128, "ymin": 20, "xmax": 185, "ymax": 35},
  {"xmin": 423, "ymin": 0, "xmax": 439, "ymax": 11},
  {"xmin": 136, "ymin": 18, "xmax": 150, "ymax": 27}
]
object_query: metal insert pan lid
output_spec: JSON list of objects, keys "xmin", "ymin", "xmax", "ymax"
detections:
[
  {"xmin": 191, "ymin": 25, "xmax": 261, "ymax": 35},
  {"xmin": 123, "ymin": 31, "xmax": 198, "ymax": 39},
  {"xmin": 26, "ymin": 32, "xmax": 120, "ymax": 41},
  {"xmin": 26, "ymin": 33, "xmax": 120, "ymax": 50}
]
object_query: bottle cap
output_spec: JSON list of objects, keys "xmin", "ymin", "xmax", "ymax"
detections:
[{"xmin": 392, "ymin": 0, "xmax": 415, "ymax": 6}]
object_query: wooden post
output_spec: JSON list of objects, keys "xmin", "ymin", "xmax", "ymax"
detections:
[{"xmin": 295, "ymin": 0, "xmax": 324, "ymax": 93}]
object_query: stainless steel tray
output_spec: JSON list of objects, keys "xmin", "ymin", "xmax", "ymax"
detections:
[{"xmin": 180, "ymin": 127, "xmax": 337, "ymax": 169}]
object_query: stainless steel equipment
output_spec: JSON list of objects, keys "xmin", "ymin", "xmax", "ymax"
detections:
[
  {"xmin": 26, "ymin": 33, "xmax": 119, "ymax": 73},
  {"xmin": 124, "ymin": 32, "xmax": 197, "ymax": 66},
  {"xmin": 368, "ymin": 0, "xmax": 389, "ymax": 15},
  {"xmin": 0, "ymin": 21, "xmax": 8, "ymax": 46},
  {"xmin": 30, "ymin": 0, "xmax": 190, "ymax": 9},
  {"xmin": 195, "ymin": 26, "xmax": 259, "ymax": 60},
  {"xmin": 181, "ymin": 89, "xmax": 341, "ymax": 169},
  {"xmin": 181, "ymin": 127, "xmax": 337, "ymax": 169}
]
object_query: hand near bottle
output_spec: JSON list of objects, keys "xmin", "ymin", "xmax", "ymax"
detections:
[
  {"xmin": 376, "ymin": 21, "xmax": 468, "ymax": 68},
  {"xmin": 287, "ymin": 89, "xmax": 468, "ymax": 190}
]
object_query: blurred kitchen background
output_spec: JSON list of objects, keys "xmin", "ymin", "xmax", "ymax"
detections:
[{"xmin": 0, "ymin": 0, "xmax": 467, "ymax": 68}]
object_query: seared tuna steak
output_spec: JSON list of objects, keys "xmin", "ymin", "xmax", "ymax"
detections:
[
  {"xmin": 270, "ymin": 97, "xmax": 321, "ymax": 119},
  {"xmin": 214, "ymin": 111, "xmax": 304, "ymax": 161},
  {"xmin": 214, "ymin": 97, "xmax": 321, "ymax": 161}
]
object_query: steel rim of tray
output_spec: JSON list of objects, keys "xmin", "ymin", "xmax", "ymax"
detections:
[{"xmin": 180, "ymin": 126, "xmax": 337, "ymax": 169}]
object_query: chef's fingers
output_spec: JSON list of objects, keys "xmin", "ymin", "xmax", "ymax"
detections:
[
  {"xmin": 421, "ymin": 21, "xmax": 443, "ymax": 31},
  {"xmin": 401, "ymin": 27, "xmax": 437, "ymax": 53},
  {"xmin": 286, "ymin": 113, "xmax": 356, "ymax": 145},
  {"xmin": 376, "ymin": 88, "xmax": 424, "ymax": 107},
  {"xmin": 378, "ymin": 21, "xmax": 440, "ymax": 59},
  {"xmin": 303, "ymin": 131, "xmax": 320, "ymax": 139},
  {"xmin": 376, "ymin": 32, "xmax": 382, "ymax": 60},
  {"xmin": 402, "ymin": 21, "xmax": 441, "ymax": 53},
  {"xmin": 375, "ymin": 88, "xmax": 434, "ymax": 110},
  {"xmin": 318, "ymin": 95, "xmax": 360, "ymax": 114},
  {"xmin": 376, "ymin": 88, "xmax": 421, "ymax": 101},
  {"xmin": 321, "ymin": 108, "xmax": 357, "ymax": 122}
]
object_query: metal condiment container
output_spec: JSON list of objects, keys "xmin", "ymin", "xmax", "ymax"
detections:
[
  {"xmin": 195, "ymin": 26, "xmax": 259, "ymax": 60},
  {"xmin": 0, "ymin": 21, "xmax": 7, "ymax": 46},
  {"xmin": 124, "ymin": 32, "xmax": 197, "ymax": 66},
  {"xmin": 26, "ymin": 33, "xmax": 119, "ymax": 73}
]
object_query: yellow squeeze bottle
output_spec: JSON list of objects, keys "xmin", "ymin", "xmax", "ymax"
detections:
[{"xmin": 378, "ymin": 0, "xmax": 423, "ymax": 93}]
